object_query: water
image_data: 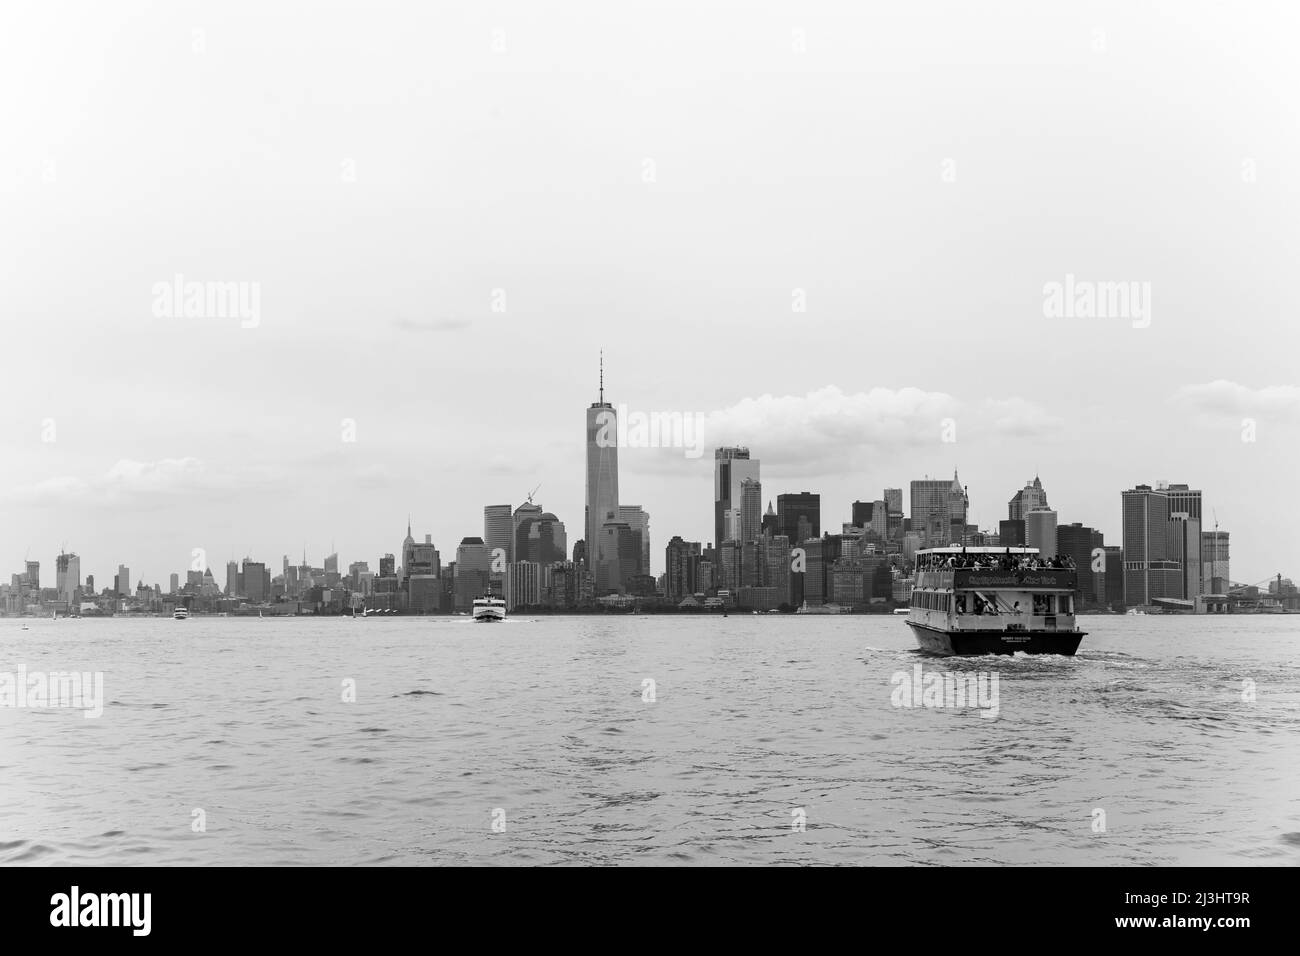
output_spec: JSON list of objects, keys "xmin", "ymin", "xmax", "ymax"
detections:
[{"xmin": 3, "ymin": 614, "xmax": 1299, "ymax": 866}]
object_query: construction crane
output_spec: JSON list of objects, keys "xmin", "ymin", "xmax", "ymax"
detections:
[{"xmin": 525, "ymin": 483, "xmax": 542, "ymax": 505}]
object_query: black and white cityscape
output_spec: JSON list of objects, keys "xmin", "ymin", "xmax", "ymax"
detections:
[{"xmin": 6, "ymin": 392, "xmax": 1294, "ymax": 619}]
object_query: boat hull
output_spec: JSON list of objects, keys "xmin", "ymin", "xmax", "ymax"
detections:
[
  {"xmin": 472, "ymin": 608, "xmax": 506, "ymax": 623},
  {"xmin": 908, "ymin": 622, "xmax": 1084, "ymax": 656}
]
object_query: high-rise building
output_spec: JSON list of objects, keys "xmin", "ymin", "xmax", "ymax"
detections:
[
  {"xmin": 169, "ymin": 572, "xmax": 179, "ymax": 594},
  {"xmin": 665, "ymin": 536, "xmax": 702, "ymax": 603},
  {"xmin": 1104, "ymin": 546, "xmax": 1125, "ymax": 608},
  {"xmin": 454, "ymin": 537, "xmax": 492, "ymax": 610},
  {"xmin": 884, "ymin": 488, "xmax": 903, "ymax": 516},
  {"xmin": 116, "ymin": 564, "xmax": 130, "ymax": 597},
  {"xmin": 586, "ymin": 357, "xmax": 621, "ymax": 590},
  {"xmin": 714, "ymin": 447, "xmax": 759, "ymax": 548},
  {"xmin": 999, "ymin": 519, "xmax": 1026, "ymax": 547},
  {"xmin": 760, "ymin": 534, "xmax": 793, "ymax": 606},
  {"xmin": 1202, "ymin": 530, "xmax": 1230, "ymax": 595},
  {"xmin": 1169, "ymin": 512, "xmax": 1202, "ymax": 602},
  {"xmin": 241, "ymin": 559, "xmax": 266, "ymax": 603},
  {"xmin": 485, "ymin": 504, "xmax": 514, "ymax": 564},
  {"xmin": 616, "ymin": 505, "xmax": 650, "ymax": 576},
  {"xmin": 910, "ymin": 472, "xmax": 968, "ymax": 547},
  {"xmin": 505, "ymin": 561, "xmax": 542, "ymax": 610},
  {"xmin": 400, "ymin": 519, "xmax": 417, "ymax": 583},
  {"xmin": 515, "ymin": 508, "xmax": 567, "ymax": 565},
  {"xmin": 1058, "ymin": 523, "xmax": 1104, "ymax": 605},
  {"xmin": 777, "ymin": 492, "xmax": 820, "ymax": 545},
  {"xmin": 56, "ymin": 552, "xmax": 80, "ymax": 605},
  {"xmin": 595, "ymin": 521, "xmax": 639, "ymax": 594},
  {"xmin": 1122, "ymin": 484, "xmax": 1183, "ymax": 607},
  {"xmin": 1008, "ymin": 475, "xmax": 1049, "ymax": 520},
  {"xmin": 761, "ymin": 501, "xmax": 780, "ymax": 537},
  {"xmin": 1025, "ymin": 508, "xmax": 1058, "ymax": 557},
  {"xmin": 226, "ymin": 560, "xmax": 238, "ymax": 596},
  {"xmin": 739, "ymin": 478, "xmax": 762, "ymax": 545}
]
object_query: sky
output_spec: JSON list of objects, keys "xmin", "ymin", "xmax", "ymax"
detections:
[{"xmin": 1, "ymin": 0, "xmax": 1298, "ymax": 588}]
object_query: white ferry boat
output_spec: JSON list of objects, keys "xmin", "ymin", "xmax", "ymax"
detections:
[
  {"xmin": 471, "ymin": 596, "xmax": 506, "ymax": 622},
  {"xmin": 906, "ymin": 546, "xmax": 1085, "ymax": 656},
  {"xmin": 173, "ymin": 607, "xmax": 190, "ymax": 620}
]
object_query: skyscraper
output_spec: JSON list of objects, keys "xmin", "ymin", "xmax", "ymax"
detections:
[
  {"xmin": 739, "ymin": 478, "xmax": 762, "ymax": 545},
  {"xmin": 1008, "ymin": 475, "xmax": 1049, "ymax": 520},
  {"xmin": 714, "ymin": 447, "xmax": 759, "ymax": 548},
  {"xmin": 664, "ymin": 536, "xmax": 702, "ymax": 602},
  {"xmin": 116, "ymin": 564, "xmax": 129, "ymax": 597},
  {"xmin": 515, "ymin": 508, "xmax": 567, "ymax": 565},
  {"xmin": 777, "ymin": 492, "xmax": 820, "ymax": 545},
  {"xmin": 485, "ymin": 504, "xmax": 514, "ymax": 563},
  {"xmin": 55, "ymin": 552, "xmax": 79, "ymax": 606},
  {"xmin": 616, "ymin": 505, "xmax": 650, "ymax": 576},
  {"xmin": 241, "ymin": 559, "xmax": 265, "ymax": 603},
  {"xmin": 226, "ymin": 560, "xmax": 238, "ymax": 596},
  {"xmin": 1202, "ymin": 530, "xmax": 1230, "ymax": 595},
  {"xmin": 586, "ymin": 356, "xmax": 620, "ymax": 590},
  {"xmin": 1166, "ymin": 483, "xmax": 1203, "ymax": 601},
  {"xmin": 1025, "ymin": 508, "xmax": 1058, "ymax": 557},
  {"xmin": 1121, "ymin": 484, "xmax": 1183, "ymax": 607},
  {"xmin": 454, "ymin": 537, "xmax": 491, "ymax": 610},
  {"xmin": 1058, "ymin": 523, "xmax": 1104, "ymax": 605},
  {"xmin": 883, "ymin": 488, "xmax": 903, "ymax": 517},
  {"xmin": 909, "ymin": 472, "xmax": 968, "ymax": 547}
]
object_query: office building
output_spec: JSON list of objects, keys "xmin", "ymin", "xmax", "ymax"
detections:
[
  {"xmin": 1121, "ymin": 484, "xmax": 1184, "ymax": 606},
  {"xmin": 586, "ymin": 358, "xmax": 621, "ymax": 590},
  {"xmin": 777, "ymin": 492, "xmax": 820, "ymax": 546},
  {"xmin": 714, "ymin": 446, "xmax": 760, "ymax": 548},
  {"xmin": 1008, "ymin": 475, "xmax": 1049, "ymax": 520}
]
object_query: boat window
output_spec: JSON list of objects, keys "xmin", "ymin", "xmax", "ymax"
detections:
[{"xmin": 955, "ymin": 594, "xmax": 966, "ymax": 614}]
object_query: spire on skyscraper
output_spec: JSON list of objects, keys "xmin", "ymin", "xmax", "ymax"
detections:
[{"xmin": 599, "ymin": 350, "xmax": 604, "ymax": 405}]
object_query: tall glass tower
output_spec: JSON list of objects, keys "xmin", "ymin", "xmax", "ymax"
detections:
[{"xmin": 585, "ymin": 355, "xmax": 620, "ymax": 590}]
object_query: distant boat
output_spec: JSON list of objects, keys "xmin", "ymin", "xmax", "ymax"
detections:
[
  {"xmin": 174, "ymin": 607, "xmax": 189, "ymax": 620},
  {"xmin": 472, "ymin": 596, "xmax": 506, "ymax": 622}
]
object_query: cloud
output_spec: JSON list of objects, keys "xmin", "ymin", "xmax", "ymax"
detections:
[
  {"xmin": 392, "ymin": 317, "xmax": 472, "ymax": 333},
  {"xmin": 5, "ymin": 458, "xmax": 276, "ymax": 509},
  {"xmin": 980, "ymin": 397, "xmax": 1066, "ymax": 438},
  {"xmin": 1172, "ymin": 380, "xmax": 1300, "ymax": 423},
  {"xmin": 617, "ymin": 386, "xmax": 1064, "ymax": 478}
]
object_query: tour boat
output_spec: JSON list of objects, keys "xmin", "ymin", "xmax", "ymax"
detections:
[
  {"xmin": 174, "ymin": 607, "xmax": 189, "ymax": 620},
  {"xmin": 905, "ymin": 547, "xmax": 1086, "ymax": 656},
  {"xmin": 471, "ymin": 596, "xmax": 507, "ymax": 622}
]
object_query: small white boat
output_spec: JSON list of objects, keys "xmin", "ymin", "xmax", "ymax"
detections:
[
  {"xmin": 174, "ymin": 607, "xmax": 189, "ymax": 620},
  {"xmin": 471, "ymin": 596, "xmax": 506, "ymax": 622}
]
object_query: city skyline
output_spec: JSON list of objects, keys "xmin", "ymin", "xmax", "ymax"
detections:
[
  {"xmin": 3, "ymin": 3, "xmax": 1298, "ymax": 589},
  {"xmin": 4, "ymin": 356, "xmax": 1294, "ymax": 590}
]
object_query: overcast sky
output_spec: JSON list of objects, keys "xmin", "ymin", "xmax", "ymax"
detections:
[{"xmin": 2, "ymin": 0, "xmax": 1298, "ymax": 587}]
